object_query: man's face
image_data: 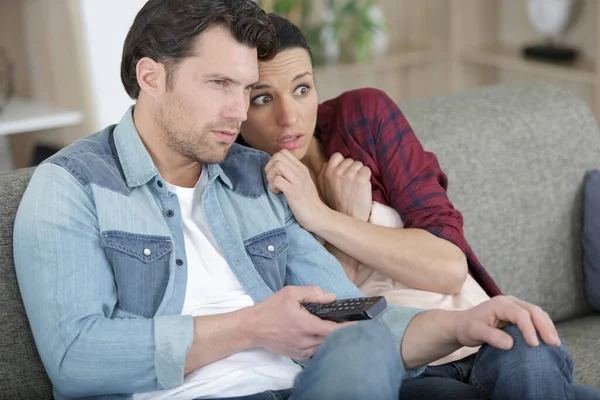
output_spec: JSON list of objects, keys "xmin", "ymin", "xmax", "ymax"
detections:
[{"xmin": 155, "ymin": 25, "xmax": 259, "ymax": 164}]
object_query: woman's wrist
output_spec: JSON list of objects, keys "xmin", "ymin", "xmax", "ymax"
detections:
[{"xmin": 305, "ymin": 202, "xmax": 336, "ymax": 233}]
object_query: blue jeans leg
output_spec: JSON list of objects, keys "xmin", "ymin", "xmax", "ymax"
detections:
[
  {"xmin": 291, "ymin": 320, "xmax": 404, "ymax": 400},
  {"xmin": 470, "ymin": 324, "xmax": 600, "ymax": 400},
  {"xmin": 200, "ymin": 389, "xmax": 292, "ymax": 400},
  {"xmin": 400, "ymin": 354, "xmax": 484, "ymax": 400}
]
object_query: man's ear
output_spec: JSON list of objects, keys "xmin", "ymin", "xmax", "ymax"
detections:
[{"xmin": 136, "ymin": 57, "xmax": 165, "ymax": 99}]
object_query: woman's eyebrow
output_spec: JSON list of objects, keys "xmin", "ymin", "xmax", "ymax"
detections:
[{"xmin": 252, "ymin": 72, "xmax": 312, "ymax": 91}]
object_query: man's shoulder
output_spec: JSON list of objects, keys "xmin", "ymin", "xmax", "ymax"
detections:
[
  {"xmin": 49, "ymin": 124, "xmax": 116, "ymax": 158},
  {"xmin": 40, "ymin": 124, "xmax": 127, "ymax": 192},
  {"xmin": 224, "ymin": 143, "xmax": 270, "ymax": 165},
  {"xmin": 218, "ymin": 143, "xmax": 273, "ymax": 199},
  {"xmin": 220, "ymin": 143, "xmax": 271, "ymax": 177}
]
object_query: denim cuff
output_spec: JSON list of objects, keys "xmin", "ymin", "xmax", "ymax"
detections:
[
  {"xmin": 376, "ymin": 305, "xmax": 427, "ymax": 378},
  {"xmin": 153, "ymin": 314, "xmax": 194, "ymax": 389}
]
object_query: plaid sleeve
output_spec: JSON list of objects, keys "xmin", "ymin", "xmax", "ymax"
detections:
[
  {"xmin": 319, "ymin": 88, "xmax": 502, "ymax": 296},
  {"xmin": 355, "ymin": 89, "xmax": 467, "ymax": 245}
]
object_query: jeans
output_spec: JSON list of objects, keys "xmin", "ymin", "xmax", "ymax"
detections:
[
  {"xmin": 401, "ymin": 324, "xmax": 600, "ymax": 400},
  {"xmin": 203, "ymin": 320, "xmax": 404, "ymax": 400},
  {"xmin": 204, "ymin": 324, "xmax": 600, "ymax": 400}
]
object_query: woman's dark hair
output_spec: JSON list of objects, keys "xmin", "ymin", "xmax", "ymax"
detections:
[
  {"xmin": 121, "ymin": 0, "xmax": 277, "ymax": 99},
  {"xmin": 266, "ymin": 13, "xmax": 313, "ymax": 64}
]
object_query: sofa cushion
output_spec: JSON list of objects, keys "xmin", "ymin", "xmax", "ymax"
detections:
[
  {"xmin": 582, "ymin": 170, "xmax": 600, "ymax": 310},
  {"xmin": 556, "ymin": 314, "xmax": 600, "ymax": 390},
  {"xmin": 0, "ymin": 168, "xmax": 52, "ymax": 398}
]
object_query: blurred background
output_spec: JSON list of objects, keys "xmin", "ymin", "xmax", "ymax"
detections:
[{"xmin": 0, "ymin": 0, "xmax": 598, "ymax": 173}]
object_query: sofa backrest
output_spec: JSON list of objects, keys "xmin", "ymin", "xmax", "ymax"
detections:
[
  {"xmin": 0, "ymin": 167, "xmax": 52, "ymax": 398},
  {"xmin": 401, "ymin": 83, "xmax": 600, "ymax": 322}
]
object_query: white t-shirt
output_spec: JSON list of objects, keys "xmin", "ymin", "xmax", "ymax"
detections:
[{"xmin": 134, "ymin": 167, "xmax": 301, "ymax": 400}]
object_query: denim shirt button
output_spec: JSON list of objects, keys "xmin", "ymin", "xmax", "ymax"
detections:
[
  {"xmin": 156, "ymin": 180, "xmax": 163, "ymax": 188},
  {"xmin": 176, "ymin": 259, "xmax": 184, "ymax": 266},
  {"xmin": 143, "ymin": 248, "xmax": 152, "ymax": 256},
  {"xmin": 267, "ymin": 245, "xmax": 275, "ymax": 252},
  {"xmin": 166, "ymin": 210, "xmax": 175, "ymax": 218}
]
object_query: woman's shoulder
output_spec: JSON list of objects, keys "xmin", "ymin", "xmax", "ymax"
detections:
[
  {"xmin": 317, "ymin": 87, "xmax": 400, "ymax": 136},
  {"xmin": 319, "ymin": 87, "xmax": 393, "ymax": 110}
]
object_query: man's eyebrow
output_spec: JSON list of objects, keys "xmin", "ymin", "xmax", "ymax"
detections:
[{"xmin": 251, "ymin": 72, "xmax": 312, "ymax": 91}]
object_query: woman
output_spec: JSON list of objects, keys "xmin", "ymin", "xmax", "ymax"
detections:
[{"xmin": 239, "ymin": 14, "xmax": 500, "ymax": 367}]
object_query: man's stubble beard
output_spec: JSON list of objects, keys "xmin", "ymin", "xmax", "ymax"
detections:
[
  {"xmin": 156, "ymin": 105, "xmax": 234, "ymax": 165},
  {"xmin": 163, "ymin": 126, "xmax": 232, "ymax": 165}
]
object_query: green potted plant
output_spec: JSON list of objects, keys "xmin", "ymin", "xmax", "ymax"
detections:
[
  {"xmin": 322, "ymin": 0, "xmax": 388, "ymax": 64},
  {"xmin": 256, "ymin": 0, "xmax": 388, "ymax": 67}
]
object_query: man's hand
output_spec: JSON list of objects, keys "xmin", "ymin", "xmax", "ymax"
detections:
[
  {"xmin": 243, "ymin": 286, "xmax": 352, "ymax": 360},
  {"xmin": 454, "ymin": 295, "xmax": 561, "ymax": 350},
  {"xmin": 317, "ymin": 152, "xmax": 372, "ymax": 222},
  {"xmin": 265, "ymin": 150, "xmax": 329, "ymax": 231}
]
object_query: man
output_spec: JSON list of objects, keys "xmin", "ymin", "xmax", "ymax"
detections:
[{"xmin": 12, "ymin": 1, "xmax": 598, "ymax": 399}]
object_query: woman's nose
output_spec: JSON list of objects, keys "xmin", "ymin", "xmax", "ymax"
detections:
[{"xmin": 277, "ymin": 99, "xmax": 298, "ymax": 127}]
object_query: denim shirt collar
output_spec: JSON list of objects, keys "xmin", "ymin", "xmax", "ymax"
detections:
[{"xmin": 113, "ymin": 106, "xmax": 233, "ymax": 190}]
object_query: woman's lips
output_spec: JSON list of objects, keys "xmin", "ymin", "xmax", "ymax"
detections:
[{"xmin": 277, "ymin": 134, "xmax": 304, "ymax": 150}]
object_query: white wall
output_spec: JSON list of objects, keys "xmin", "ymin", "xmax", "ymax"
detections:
[{"xmin": 78, "ymin": 0, "xmax": 147, "ymax": 130}]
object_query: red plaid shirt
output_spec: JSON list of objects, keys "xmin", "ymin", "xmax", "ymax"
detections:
[{"xmin": 317, "ymin": 88, "xmax": 502, "ymax": 297}]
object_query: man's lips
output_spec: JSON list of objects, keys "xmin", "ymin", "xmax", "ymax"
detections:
[{"xmin": 213, "ymin": 130, "xmax": 237, "ymax": 143}]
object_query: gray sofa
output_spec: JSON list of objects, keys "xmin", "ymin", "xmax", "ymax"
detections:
[{"xmin": 0, "ymin": 83, "xmax": 598, "ymax": 398}]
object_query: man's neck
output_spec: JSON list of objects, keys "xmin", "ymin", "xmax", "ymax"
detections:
[{"xmin": 132, "ymin": 102, "xmax": 202, "ymax": 188}]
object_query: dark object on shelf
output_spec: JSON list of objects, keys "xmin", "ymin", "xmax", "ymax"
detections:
[
  {"xmin": 523, "ymin": 44, "xmax": 578, "ymax": 63},
  {"xmin": 31, "ymin": 144, "xmax": 61, "ymax": 166}
]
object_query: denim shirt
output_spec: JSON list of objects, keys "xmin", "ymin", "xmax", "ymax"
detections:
[{"xmin": 13, "ymin": 107, "xmax": 423, "ymax": 399}]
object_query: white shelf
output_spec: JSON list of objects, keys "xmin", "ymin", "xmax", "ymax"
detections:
[
  {"xmin": 314, "ymin": 48, "xmax": 441, "ymax": 75},
  {"xmin": 462, "ymin": 45, "xmax": 597, "ymax": 85},
  {"xmin": 0, "ymin": 98, "xmax": 83, "ymax": 137}
]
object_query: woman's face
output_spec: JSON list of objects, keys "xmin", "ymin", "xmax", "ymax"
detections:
[{"xmin": 241, "ymin": 48, "xmax": 318, "ymax": 159}]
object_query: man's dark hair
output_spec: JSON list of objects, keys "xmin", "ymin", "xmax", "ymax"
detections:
[
  {"xmin": 121, "ymin": 0, "xmax": 277, "ymax": 99},
  {"xmin": 266, "ymin": 13, "xmax": 313, "ymax": 63}
]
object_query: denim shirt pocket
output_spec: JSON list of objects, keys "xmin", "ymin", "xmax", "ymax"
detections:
[
  {"xmin": 101, "ymin": 231, "xmax": 173, "ymax": 318},
  {"xmin": 244, "ymin": 228, "xmax": 289, "ymax": 292}
]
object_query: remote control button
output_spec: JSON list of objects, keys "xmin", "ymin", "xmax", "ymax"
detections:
[{"xmin": 317, "ymin": 308, "xmax": 334, "ymax": 314}]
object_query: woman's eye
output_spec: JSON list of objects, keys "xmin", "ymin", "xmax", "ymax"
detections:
[
  {"xmin": 294, "ymin": 85, "xmax": 310, "ymax": 96},
  {"xmin": 212, "ymin": 80, "xmax": 228, "ymax": 87},
  {"xmin": 251, "ymin": 95, "xmax": 271, "ymax": 105}
]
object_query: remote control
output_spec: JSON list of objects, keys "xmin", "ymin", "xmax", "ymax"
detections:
[{"xmin": 302, "ymin": 296, "xmax": 387, "ymax": 322}]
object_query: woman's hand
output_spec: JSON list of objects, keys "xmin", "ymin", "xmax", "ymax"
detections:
[
  {"xmin": 264, "ymin": 149, "xmax": 330, "ymax": 231},
  {"xmin": 318, "ymin": 153, "xmax": 373, "ymax": 222},
  {"xmin": 453, "ymin": 295, "xmax": 560, "ymax": 350}
]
